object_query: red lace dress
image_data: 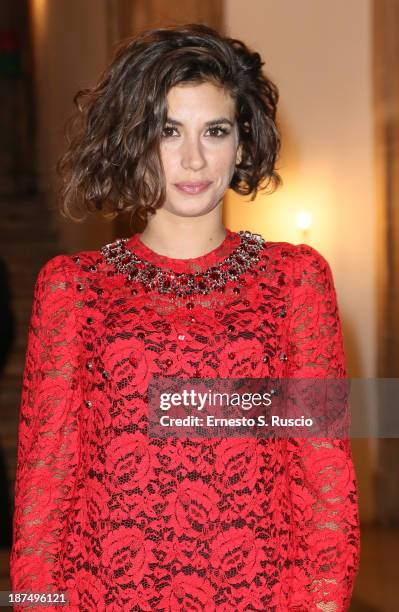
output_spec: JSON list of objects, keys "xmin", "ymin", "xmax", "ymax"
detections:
[{"xmin": 10, "ymin": 228, "xmax": 360, "ymax": 611}]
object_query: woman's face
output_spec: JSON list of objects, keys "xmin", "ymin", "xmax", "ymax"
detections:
[{"xmin": 158, "ymin": 81, "xmax": 242, "ymax": 217}]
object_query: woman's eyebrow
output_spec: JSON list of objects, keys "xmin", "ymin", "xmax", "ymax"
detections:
[{"xmin": 165, "ymin": 116, "xmax": 234, "ymax": 127}]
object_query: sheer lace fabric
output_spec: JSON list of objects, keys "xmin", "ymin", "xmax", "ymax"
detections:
[{"xmin": 10, "ymin": 229, "xmax": 360, "ymax": 611}]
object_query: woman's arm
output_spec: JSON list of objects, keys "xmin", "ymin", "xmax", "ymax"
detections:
[
  {"xmin": 9, "ymin": 255, "xmax": 81, "ymax": 606},
  {"xmin": 284, "ymin": 245, "xmax": 361, "ymax": 611}
]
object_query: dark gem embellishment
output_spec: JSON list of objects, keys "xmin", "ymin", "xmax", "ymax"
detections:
[{"xmin": 100, "ymin": 230, "xmax": 266, "ymax": 296}]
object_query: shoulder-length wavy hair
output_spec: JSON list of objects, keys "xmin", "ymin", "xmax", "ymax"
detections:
[{"xmin": 57, "ymin": 23, "xmax": 282, "ymax": 223}]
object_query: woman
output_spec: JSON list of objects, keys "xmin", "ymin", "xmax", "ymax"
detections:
[{"xmin": 10, "ymin": 23, "xmax": 360, "ymax": 611}]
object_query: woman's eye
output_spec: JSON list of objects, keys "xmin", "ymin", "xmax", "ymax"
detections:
[
  {"xmin": 207, "ymin": 126, "xmax": 229, "ymax": 137},
  {"xmin": 161, "ymin": 126, "xmax": 177, "ymax": 138}
]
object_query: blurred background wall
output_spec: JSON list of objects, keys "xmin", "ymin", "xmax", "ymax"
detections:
[{"xmin": 1, "ymin": 1, "xmax": 398, "ymax": 609}]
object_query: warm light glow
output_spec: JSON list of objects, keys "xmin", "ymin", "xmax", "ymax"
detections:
[
  {"xmin": 31, "ymin": 0, "xmax": 46, "ymax": 21},
  {"xmin": 296, "ymin": 211, "xmax": 312, "ymax": 230},
  {"xmin": 31, "ymin": 0, "xmax": 46, "ymax": 45}
]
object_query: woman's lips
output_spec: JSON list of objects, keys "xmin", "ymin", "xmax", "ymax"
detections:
[{"xmin": 174, "ymin": 181, "xmax": 212, "ymax": 194}]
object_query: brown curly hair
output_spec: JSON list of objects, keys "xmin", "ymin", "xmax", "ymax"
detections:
[{"xmin": 56, "ymin": 23, "xmax": 282, "ymax": 223}]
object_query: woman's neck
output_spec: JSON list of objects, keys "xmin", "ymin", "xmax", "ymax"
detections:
[{"xmin": 137, "ymin": 208, "xmax": 227, "ymax": 260}]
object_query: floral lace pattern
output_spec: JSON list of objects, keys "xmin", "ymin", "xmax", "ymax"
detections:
[{"xmin": 10, "ymin": 228, "xmax": 360, "ymax": 611}]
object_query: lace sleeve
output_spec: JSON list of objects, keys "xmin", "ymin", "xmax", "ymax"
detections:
[
  {"xmin": 284, "ymin": 245, "xmax": 361, "ymax": 611},
  {"xmin": 9, "ymin": 255, "xmax": 81, "ymax": 606}
]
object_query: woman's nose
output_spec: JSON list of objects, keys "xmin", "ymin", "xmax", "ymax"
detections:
[{"xmin": 181, "ymin": 138, "xmax": 206, "ymax": 170}]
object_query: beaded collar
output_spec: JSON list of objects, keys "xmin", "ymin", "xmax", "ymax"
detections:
[{"xmin": 100, "ymin": 230, "xmax": 266, "ymax": 297}]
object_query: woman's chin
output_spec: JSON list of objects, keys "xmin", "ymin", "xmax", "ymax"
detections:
[{"xmin": 163, "ymin": 199, "xmax": 218, "ymax": 217}]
